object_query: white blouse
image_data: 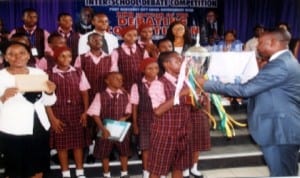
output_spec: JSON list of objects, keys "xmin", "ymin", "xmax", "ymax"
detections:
[{"xmin": 0, "ymin": 67, "xmax": 57, "ymax": 135}]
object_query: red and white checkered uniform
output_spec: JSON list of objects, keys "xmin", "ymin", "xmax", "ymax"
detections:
[{"xmin": 148, "ymin": 75, "xmax": 192, "ymax": 175}]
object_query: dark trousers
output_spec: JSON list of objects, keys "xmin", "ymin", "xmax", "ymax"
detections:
[{"xmin": 261, "ymin": 144, "xmax": 300, "ymax": 176}]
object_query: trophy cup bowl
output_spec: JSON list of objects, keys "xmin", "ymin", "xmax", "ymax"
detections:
[{"xmin": 184, "ymin": 44, "xmax": 211, "ymax": 76}]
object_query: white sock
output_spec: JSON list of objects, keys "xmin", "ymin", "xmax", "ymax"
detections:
[
  {"xmin": 76, "ymin": 169, "xmax": 84, "ymax": 176},
  {"xmin": 121, "ymin": 171, "xmax": 128, "ymax": 176},
  {"xmin": 103, "ymin": 172, "xmax": 111, "ymax": 177},
  {"xmin": 50, "ymin": 149, "xmax": 57, "ymax": 156},
  {"xmin": 183, "ymin": 168, "xmax": 190, "ymax": 177},
  {"xmin": 143, "ymin": 170, "xmax": 150, "ymax": 178},
  {"xmin": 160, "ymin": 176, "xmax": 167, "ymax": 178},
  {"xmin": 191, "ymin": 163, "xmax": 202, "ymax": 176},
  {"xmin": 88, "ymin": 141, "xmax": 95, "ymax": 155},
  {"xmin": 62, "ymin": 170, "xmax": 71, "ymax": 177}
]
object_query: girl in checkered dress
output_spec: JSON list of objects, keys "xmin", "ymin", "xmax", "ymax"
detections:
[
  {"xmin": 183, "ymin": 95, "xmax": 211, "ymax": 178},
  {"xmin": 87, "ymin": 72, "xmax": 132, "ymax": 178},
  {"xmin": 130, "ymin": 58, "xmax": 159, "ymax": 178},
  {"xmin": 111, "ymin": 26, "xmax": 149, "ymax": 91},
  {"xmin": 46, "ymin": 46, "xmax": 91, "ymax": 178},
  {"xmin": 148, "ymin": 51, "xmax": 197, "ymax": 178}
]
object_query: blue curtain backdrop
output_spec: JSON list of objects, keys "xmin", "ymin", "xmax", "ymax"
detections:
[
  {"xmin": 223, "ymin": 0, "xmax": 300, "ymax": 42},
  {"xmin": 0, "ymin": 0, "xmax": 299, "ymax": 42}
]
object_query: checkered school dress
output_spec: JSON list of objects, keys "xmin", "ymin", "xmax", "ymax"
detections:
[
  {"xmin": 80, "ymin": 54, "xmax": 112, "ymax": 98},
  {"xmin": 148, "ymin": 76, "xmax": 192, "ymax": 175},
  {"xmin": 190, "ymin": 106, "xmax": 211, "ymax": 152},
  {"xmin": 48, "ymin": 69, "xmax": 91, "ymax": 150},
  {"xmin": 93, "ymin": 91, "xmax": 131, "ymax": 159},
  {"xmin": 137, "ymin": 81, "xmax": 154, "ymax": 150},
  {"xmin": 117, "ymin": 45, "xmax": 144, "ymax": 91}
]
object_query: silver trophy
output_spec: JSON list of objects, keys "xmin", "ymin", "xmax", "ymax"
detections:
[{"xmin": 184, "ymin": 33, "xmax": 211, "ymax": 76}]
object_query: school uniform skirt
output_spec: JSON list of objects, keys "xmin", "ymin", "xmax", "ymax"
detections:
[
  {"xmin": 50, "ymin": 104, "xmax": 91, "ymax": 150},
  {"xmin": 191, "ymin": 109, "xmax": 211, "ymax": 152},
  {"xmin": 138, "ymin": 112, "xmax": 153, "ymax": 150},
  {"xmin": 0, "ymin": 114, "xmax": 50, "ymax": 178}
]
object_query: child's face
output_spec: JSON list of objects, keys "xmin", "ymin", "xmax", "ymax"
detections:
[
  {"xmin": 88, "ymin": 35, "xmax": 103, "ymax": 50},
  {"xmin": 92, "ymin": 15, "xmax": 109, "ymax": 32},
  {"xmin": 106, "ymin": 73, "xmax": 123, "ymax": 89},
  {"xmin": 123, "ymin": 30, "xmax": 138, "ymax": 45},
  {"xmin": 158, "ymin": 40, "xmax": 173, "ymax": 52},
  {"xmin": 59, "ymin": 15, "xmax": 73, "ymax": 30},
  {"xmin": 140, "ymin": 27, "xmax": 153, "ymax": 41},
  {"xmin": 166, "ymin": 53, "xmax": 182, "ymax": 74},
  {"xmin": 144, "ymin": 62, "xmax": 159, "ymax": 79},
  {"xmin": 56, "ymin": 50, "xmax": 72, "ymax": 68},
  {"xmin": 50, "ymin": 37, "xmax": 66, "ymax": 49}
]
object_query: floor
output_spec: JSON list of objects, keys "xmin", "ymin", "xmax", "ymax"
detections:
[{"xmin": 127, "ymin": 165, "xmax": 300, "ymax": 178}]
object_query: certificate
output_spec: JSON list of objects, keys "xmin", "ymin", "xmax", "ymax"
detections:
[{"xmin": 15, "ymin": 74, "xmax": 49, "ymax": 92}]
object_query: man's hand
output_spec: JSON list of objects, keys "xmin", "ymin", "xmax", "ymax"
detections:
[{"xmin": 196, "ymin": 75, "xmax": 207, "ymax": 88}]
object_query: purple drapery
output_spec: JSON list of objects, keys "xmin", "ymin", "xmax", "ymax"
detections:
[{"xmin": 0, "ymin": 0, "xmax": 299, "ymax": 42}]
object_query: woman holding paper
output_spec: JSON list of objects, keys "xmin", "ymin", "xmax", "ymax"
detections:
[{"xmin": 0, "ymin": 41, "xmax": 57, "ymax": 178}]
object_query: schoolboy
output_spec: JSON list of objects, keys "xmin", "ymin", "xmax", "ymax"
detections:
[{"xmin": 87, "ymin": 72, "xmax": 132, "ymax": 178}]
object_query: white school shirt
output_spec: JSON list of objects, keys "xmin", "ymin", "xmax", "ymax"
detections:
[{"xmin": 78, "ymin": 30, "xmax": 119, "ymax": 55}]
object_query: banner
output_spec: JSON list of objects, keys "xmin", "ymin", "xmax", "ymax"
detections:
[{"xmin": 75, "ymin": 0, "xmax": 224, "ymax": 40}]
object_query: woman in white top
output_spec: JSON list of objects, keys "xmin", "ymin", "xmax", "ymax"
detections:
[
  {"xmin": 0, "ymin": 41, "xmax": 56, "ymax": 178},
  {"xmin": 165, "ymin": 21, "xmax": 194, "ymax": 55}
]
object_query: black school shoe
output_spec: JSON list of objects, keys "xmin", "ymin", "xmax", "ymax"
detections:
[
  {"xmin": 86, "ymin": 154, "xmax": 95, "ymax": 163},
  {"xmin": 120, "ymin": 175, "xmax": 130, "ymax": 178},
  {"xmin": 190, "ymin": 172, "xmax": 204, "ymax": 178}
]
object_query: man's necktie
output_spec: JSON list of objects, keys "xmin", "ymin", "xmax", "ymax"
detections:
[{"xmin": 102, "ymin": 36, "xmax": 109, "ymax": 53}]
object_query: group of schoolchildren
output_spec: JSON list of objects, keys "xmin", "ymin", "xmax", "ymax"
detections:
[{"xmin": 0, "ymin": 7, "xmax": 211, "ymax": 178}]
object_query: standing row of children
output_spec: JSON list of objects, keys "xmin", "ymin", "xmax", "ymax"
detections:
[{"xmin": 0, "ymin": 8, "xmax": 211, "ymax": 178}]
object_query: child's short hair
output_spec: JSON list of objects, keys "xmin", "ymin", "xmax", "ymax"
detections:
[
  {"xmin": 157, "ymin": 51, "xmax": 178, "ymax": 76},
  {"xmin": 104, "ymin": 71, "xmax": 122, "ymax": 80},
  {"xmin": 87, "ymin": 32, "xmax": 101, "ymax": 41},
  {"xmin": 48, "ymin": 33, "xmax": 64, "ymax": 44},
  {"xmin": 57, "ymin": 12, "xmax": 72, "ymax": 21},
  {"xmin": 157, "ymin": 38, "xmax": 172, "ymax": 48}
]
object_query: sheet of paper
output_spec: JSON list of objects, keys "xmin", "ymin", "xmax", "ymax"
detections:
[{"xmin": 15, "ymin": 74, "xmax": 48, "ymax": 92}]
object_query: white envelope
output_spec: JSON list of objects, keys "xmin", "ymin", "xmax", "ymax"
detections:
[{"xmin": 15, "ymin": 74, "xmax": 48, "ymax": 92}]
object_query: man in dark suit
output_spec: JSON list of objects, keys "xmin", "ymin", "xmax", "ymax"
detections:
[
  {"xmin": 200, "ymin": 10, "xmax": 224, "ymax": 45},
  {"xmin": 199, "ymin": 29, "xmax": 300, "ymax": 176}
]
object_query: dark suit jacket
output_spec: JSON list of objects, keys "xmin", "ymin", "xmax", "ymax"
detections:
[{"xmin": 204, "ymin": 50, "xmax": 300, "ymax": 146}]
